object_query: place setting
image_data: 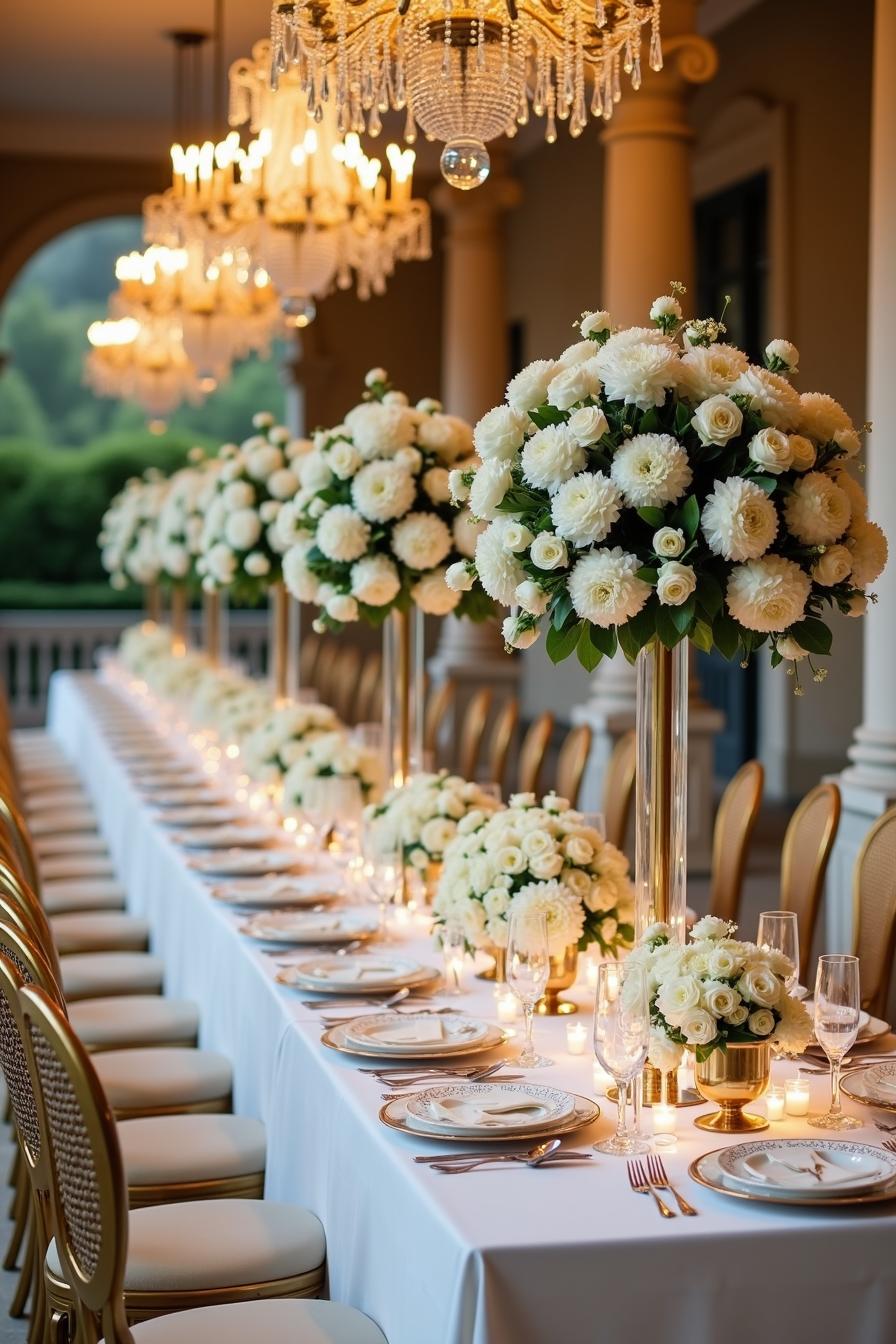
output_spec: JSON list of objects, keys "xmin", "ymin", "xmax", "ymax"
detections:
[
  {"xmin": 152, "ymin": 803, "xmax": 249, "ymax": 828},
  {"xmin": 186, "ymin": 848, "xmax": 309, "ymax": 878},
  {"xmin": 242, "ymin": 907, "xmax": 380, "ymax": 946},
  {"xmin": 689, "ymin": 1140, "xmax": 896, "ymax": 1208},
  {"xmin": 276, "ymin": 952, "xmax": 442, "ymax": 996},
  {"xmin": 210, "ymin": 873, "xmax": 347, "ymax": 910},
  {"xmin": 167, "ymin": 822, "xmax": 278, "ymax": 850},
  {"xmin": 380, "ymin": 1078, "xmax": 601, "ymax": 1149}
]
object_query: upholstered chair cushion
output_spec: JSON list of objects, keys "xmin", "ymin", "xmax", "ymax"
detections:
[
  {"xmin": 41, "ymin": 878, "xmax": 126, "ymax": 914},
  {"xmin": 61, "ymin": 951, "xmax": 164, "ymax": 1000},
  {"xmin": 69, "ymin": 995, "xmax": 198, "ymax": 1050},
  {"xmin": 130, "ymin": 1299, "xmax": 388, "ymax": 1344},
  {"xmin": 93, "ymin": 1047, "xmax": 232, "ymax": 1112},
  {"xmin": 117, "ymin": 1114, "xmax": 266, "ymax": 1186},
  {"xmin": 51, "ymin": 912, "xmax": 150, "ymax": 956},
  {"xmin": 29, "ymin": 810, "xmax": 97, "ymax": 837},
  {"xmin": 39, "ymin": 854, "xmax": 116, "ymax": 882}
]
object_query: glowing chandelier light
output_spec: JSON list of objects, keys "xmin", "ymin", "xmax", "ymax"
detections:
[
  {"xmin": 85, "ymin": 311, "xmax": 208, "ymax": 419},
  {"xmin": 144, "ymin": 39, "xmax": 430, "ymax": 326},
  {"xmin": 268, "ymin": 0, "xmax": 663, "ymax": 189}
]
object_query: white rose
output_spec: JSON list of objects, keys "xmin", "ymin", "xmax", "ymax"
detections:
[
  {"xmin": 365, "ymin": 367, "xmax": 387, "ymax": 387},
  {"xmin": 243, "ymin": 551, "xmax": 271, "ymax": 577},
  {"xmin": 725, "ymin": 1005, "xmax": 749, "ymax": 1027},
  {"xmin": 748, "ymin": 1009, "xmax": 776, "ymax": 1036},
  {"xmin": 679, "ymin": 1007, "xmax": 717, "ymax": 1046},
  {"xmin": 647, "ymin": 1028, "xmax": 684, "ymax": 1074},
  {"xmin": 530, "ymin": 532, "xmax": 568, "ymax": 571},
  {"xmin": 300, "ymin": 455, "xmax": 334, "ymax": 493},
  {"xmin": 529, "ymin": 852, "xmax": 564, "ymax": 880},
  {"xmin": 656, "ymin": 975, "xmax": 701, "ymax": 1023},
  {"xmin": 564, "ymin": 835, "xmax": 594, "ymax": 865},
  {"xmin": 502, "ymin": 521, "xmax": 534, "ymax": 552},
  {"xmin": 224, "ymin": 508, "xmax": 262, "ymax": 551},
  {"xmin": 812, "ymin": 544, "xmax": 852, "ymax": 587},
  {"xmin": 653, "ymin": 527, "xmax": 685, "ymax": 558},
  {"xmin": 328, "ymin": 441, "xmax": 363, "ymax": 479},
  {"xmin": 777, "ymin": 636, "xmax": 808, "ymax": 661},
  {"xmin": 749, "ymin": 427, "xmax": 793, "ymax": 474},
  {"xmin": 846, "ymin": 593, "xmax": 868, "ymax": 617},
  {"xmin": 707, "ymin": 946, "xmax": 740, "ymax": 979},
  {"xmin": 650, "ymin": 295, "xmax": 682, "ymax": 323},
  {"xmin": 580, "ymin": 311, "xmax": 611, "ymax": 339},
  {"xmin": 449, "ymin": 469, "xmax": 470, "ymax": 503},
  {"xmin": 497, "ymin": 845, "xmax": 527, "ymax": 875},
  {"xmin": 656, "ymin": 561, "xmax": 696, "ymax": 607},
  {"xmin": 350, "ymin": 554, "xmax": 401, "ymax": 606},
  {"xmin": 765, "ymin": 339, "xmax": 799, "ymax": 374},
  {"xmin": 515, "ymin": 580, "xmax": 549, "ymax": 616},
  {"xmin": 326, "ymin": 593, "xmax": 359, "ymax": 623},
  {"xmin": 737, "ymin": 967, "xmax": 780, "ymax": 1008},
  {"xmin": 692, "ymin": 394, "xmax": 743, "ymax": 446},
  {"xmin": 446, "ymin": 561, "xmax": 474, "ymax": 593},
  {"xmin": 787, "ymin": 435, "xmax": 817, "ymax": 472},
  {"xmin": 567, "ymin": 405, "xmax": 609, "ymax": 446},
  {"xmin": 702, "ymin": 982, "xmax": 740, "ymax": 1018},
  {"xmin": 501, "ymin": 616, "xmax": 539, "ymax": 650}
]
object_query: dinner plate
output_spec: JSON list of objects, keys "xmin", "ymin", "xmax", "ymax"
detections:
[
  {"xmin": 717, "ymin": 1140, "xmax": 896, "ymax": 1197},
  {"xmin": 187, "ymin": 849, "xmax": 304, "ymax": 877},
  {"xmin": 241, "ymin": 909, "xmax": 378, "ymax": 944},
  {"xmin": 842, "ymin": 1063, "xmax": 896, "ymax": 1112},
  {"xmin": 170, "ymin": 825, "xmax": 275, "ymax": 850},
  {"xmin": 343, "ymin": 1013, "xmax": 490, "ymax": 1055},
  {"xmin": 379, "ymin": 1093, "xmax": 601, "ymax": 1143},
  {"xmin": 863, "ymin": 1062, "xmax": 896, "ymax": 1096},
  {"xmin": 405, "ymin": 1082, "xmax": 577, "ymax": 1137},
  {"xmin": 321, "ymin": 1020, "xmax": 508, "ymax": 1061},
  {"xmin": 280, "ymin": 954, "xmax": 438, "ymax": 992},
  {"xmin": 154, "ymin": 805, "xmax": 247, "ymax": 827},
  {"xmin": 689, "ymin": 1147, "xmax": 896, "ymax": 1208},
  {"xmin": 140, "ymin": 786, "xmax": 232, "ymax": 805},
  {"xmin": 212, "ymin": 876, "xmax": 342, "ymax": 908}
]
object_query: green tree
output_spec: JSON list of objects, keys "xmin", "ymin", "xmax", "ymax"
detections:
[{"xmin": 0, "ymin": 366, "xmax": 49, "ymax": 440}]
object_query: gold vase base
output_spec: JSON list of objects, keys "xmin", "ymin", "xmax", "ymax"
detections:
[
  {"xmin": 475, "ymin": 964, "xmax": 500, "ymax": 982},
  {"xmin": 606, "ymin": 1086, "xmax": 704, "ymax": 1109},
  {"xmin": 694, "ymin": 1106, "xmax": 769, "ymax": 1134},
  {"xmin": 535, "ymin": 997, "xmax": 577, "ymax": 1017}
]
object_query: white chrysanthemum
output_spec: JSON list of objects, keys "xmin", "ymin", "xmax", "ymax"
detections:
[
  {"xmin": 474, "ymin": 405, "xmax": 527, "ymax": 462},
  {"xmin": 701, "ymin": 477, "xmax": 778, "ymax": 561},
  {"xmin": 677, "ymin": 343, "xmax": 749, "ymax": 401},
  {"xmin": 846, "ymin": 519, "xmax": 888, "ymax": 586},
  {"xmin": 245, "ymin": 445, "xmax": 284, "ymax": 480},
  {"xmin": 546, "ymin": 359, "xmax": 602, "ymax": 411},
  {"xmin": 521, "ymin": 425, "xmax": 586, "ymax": 494},
  {"xmin": 453, "ymin": 510, "xmax": 484, "ymax": 558},
  {"xmin": 594, "ymin": 328, "xmax": 679, "ymax": 409},
  {"xmin": 610, "ymin": 434, "xmax": 692, "ymax": 509},
  {"xmin": 726, "ymin": 555, "xmax": 811, "ymax": 632},
  {"xmin": 506, "ymin": 359, "xmax": 558, "ymax": 413},
  {"xmin": 349, "ymin": 554, "xmax": 401, "ymax": 606},
  {"xmin": 556, "ymin": 339, "xmax": 598, "ymax": 369},
  {"xmin": 224, "ymin": 508, "xmax": 262, "ymax": 552},
  {"xmin": 784, "ymin": 471, "xmax": 851, "ymax": 545},
  {"xmin": 831, "ymin": 469, "xmax": 868, "ymax": 520},
  {"xmin": 243, "ymin": 551, "xmax": 270, "ymax": 577},
  {"xmin": 512, "ymin": 879, "xmax": 586, "ymax": 954},
  {"xmin": 730, "ymin": 365, "xmax": 800, "ymax": 430},
  {"xmin": 469, "ymin": 460, "xmax": 513, "ymax": 520},
  {"xmin": 390, "ymin": 512, "xmax": 452, "ymax": 570},
  {"xmin": 421, "ymin": 466, "xmax": 451, "ymax": 504},
  {"xmin": 567, "ymin": 547, "xmax": 651, "ymax": 628},
  {"xmin": 417, "ymin": 413, "xmax": 473, "ymax": 464},
  {"xmin": 282, "ymin": 539, "xmax": 319, "ymax": 602},
  {"xmin": 316, "ymin": 504, "xmax": 371, "ymax": 562},
  {"xmin": 650, "ymin": 294, "xmax": 682, "ymax": 323},
  {"xmin": 798, "ymin": 392, "xmax": 855, "ymax": 448},
  {"xmin": 267, "ymin": 467, "xmax": 300, "ymax": 501},
  {"xmin": 223, "ymin": 480, "xmax": 255, "ymax": 509},
  {"xmin": 550, "ymin": 472, "xmax": 622, "ymax": 546},
  {"xmin": 412, "ymin": 568, "xmax": 461, "ymax": 615},
  {"xmin": 351, "ymin": 459, "xmax": 416, "ymax": 523},
  {"xmin": 771, "ymin": 991, "xmax": 813, "ymax": 1055},
  {"xmin": 343, "ymin": 401, "xmax": 417, "ymax": 459},
  {"xmin": 475, "ymin": 520, "xmax": 527, "ymax": 604}
]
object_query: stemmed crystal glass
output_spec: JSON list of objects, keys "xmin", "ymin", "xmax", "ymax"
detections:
[
  {"xmin": 361, "ymin": 826, "xmax": 401, "ymax": 937},
  {"xmin": 809, "ymin": 954, "xmax": 862, "ymax": 1131},
  {"xmin": 592, "ymin": 962, "xmax": 650, "ymax": 1156},
  {"xmin": 757, "ymin": 910, "xmax": 800, "ymax": 991},
  {"xmin": 506, "ymin": 909, "xmax": 552, "ymax": 1068}
]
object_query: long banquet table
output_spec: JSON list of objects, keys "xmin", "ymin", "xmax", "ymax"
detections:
[{"xmin": 47, "ymin": 670, "xmax": 896, "ymax": 1344}]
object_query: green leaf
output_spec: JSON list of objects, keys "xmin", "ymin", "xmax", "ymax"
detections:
[
  {"xmin": 636, "ymin": 566, "xmax": 659, "ymax": 583},
  {"xmin": 788, "ymin": 616, "xmax": 833, "ymax": 655},
  {"xmin": 752, "ymin": 475, "xmax": 778, "ymax": 496},
  {"xmin": 670, "ymin": 594, "xmax": 697, "ymax": 635},
  {"xmin": 527, "ymin": 405, "xmax": 566, "ymax": 430},
  {"xmin": 680, "ymin": 494, "xmax": 701, "ymax": 541},
  {"xmin": 576, "ymin": 624, "xmax": 603, "ymax": 672},
  {"xmin": 770, "ymin": 649, "xmax": 783, "ymax": 668},
  {"xmin": 698, "ymin": 572, "xmax": 723, "ymax": 618},
  {"xmin": 617, "ymin": 621, "xmax": 643, "ymax": 664},
  {"xmin": 637, "ymin": 506, "xmax": 666, "ymax": 529},
  {"xmin": 691, "ymin": 618, "xmax": 714, "ymax": 654},
  {"xmin": 550, "ymin": 591, "xmax": 574, "ymax": 631},
  {"xmin": 655, "ymin": 606, "xmax": 682, "ymax": 649},
  {"xmin": 589, "ymin": 624, "xmax": 618, "ymax": 658},
  {"xmin": 674, "ymin": 402, "xmax": 692, "ymax": 436},
  {"xmin": 639, "ymin": 407, "xmax": 662, "ymax": 434},
  {"xmin": 713, "ymin": 613, "xmax": 741, "ymax": 661},
  {"xmin": 546, "ymin": 620, "xmax": 582, "ymax": 664}
]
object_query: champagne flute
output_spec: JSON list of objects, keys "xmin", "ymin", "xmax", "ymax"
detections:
[
  {"xmin": 757, "ymin": 910, "xmax": 800, "ymax": 991},
  {"xmin": 592, "ymin": 962, "xmax": 650, "ymax": 1156},
  {"xmin": 506, "ymin": 909, "xmax": 552, "ymax": 1068},
  {"xmin": 808, "ymin": 954, "xmax": 862, "ymax": 1131},
  {"xmin": 361, "ymin": 826, "xmax": 401, "ymax": 937},
  {"xmin": 440, "ymin": 918, "xmax": 467, "ymax": 996}
]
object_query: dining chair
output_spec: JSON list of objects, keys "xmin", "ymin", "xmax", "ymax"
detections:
[
  {"xmin": 354, "ymin": 652, "xmax": 382, "ymax": 726},
  {"xmin": 483, "ymin": 697, "xmax": 519, "ymax": 795},
  {"xmin": 330, "ymin": 645, "xmax": 362, "ymax": 724},
  {"xmin": 297, "ymin": 634, "xmax": 321, "ymax": 689},
  {"xmin": 555, "ymin": 724, "xmax": 592, "ymax": 809},
  {"xmin": 853, "ymin": 805, "xmax": 896, "ymax": 1018},
  {"xmin": 19, "ymin": 982, "xmax": 387, "ymax": 1344},
  {"xmin": 601, "ymin": 730, "xmax": 636, "ymax": 852},
  {"xmin": 457, "ymin": 688, "xmax": 493, "ymax": 782},
  {"xmin": 515, "ymin": 712, "xmax": 556, "ymax": 797},
  {"xmin": 708, "ymin": 759, "xmax": 765, "ymax": 925},
  {"xmin": 423, "ymin": 679, "xmax": 456, "ymax": 767},
  {"xmin": 311, "ymin": 640, "xmax": 340, "ymax": 701},
  {"xmin": 780, "ymin": 782, "xmax": 842, "ymax": 983}
]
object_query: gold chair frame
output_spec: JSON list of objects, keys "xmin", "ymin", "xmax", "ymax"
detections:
[
  {"xmin": 601, "ymin": 730, "xmax": 636, "ymax": 853},
  {"xmin": 457, "ymin": 689, "xmax": 493, "ymax": 782},
  {"xmin": 423, "ymin": 680, "xmax": 456, "ymax": 766},
  {"xmin": 780, "ymin": 781, "xmax": 841, "ymax": 983},
  {"xmin": 555, "ymin": 725, "xmax": 592, "ymax": 809},
  {"xmin": 709, "ymin": 759, "xmax": 764, "ymax": 925},
  {"xmin": 852, "ymin": 805, "xmax": 896, "ymax": 1018},
  {"xmin": 484, "ymin": 698, "xmax": 519, "ymax": 795},
  {"xmin": 516, "ymin": 712, "xmax": 555, "ymax": 797}
]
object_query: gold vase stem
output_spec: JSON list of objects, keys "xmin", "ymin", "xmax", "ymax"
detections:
[
  {"xmin": 170, "ymin": 585, "xmax": 189, "ymax": 647},
  {"xmin": 203, "ymin": 591, "xmax": 221, "ymax": 667},
  {"xmin": 144, "ymin": 582, "xmax": 161, "ymax": 624},
  {"xmin": 649, "ymin": 643, "xmax": 673, "ymax": 927}
]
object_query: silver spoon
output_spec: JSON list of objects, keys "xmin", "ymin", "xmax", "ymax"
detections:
[{"xmin": 429, "ymin": 1139, "xmax": 566, "ymax": 1173}]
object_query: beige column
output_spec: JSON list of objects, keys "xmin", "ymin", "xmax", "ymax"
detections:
[
  {"xmin": 829, "ymin": 0, "xmax": 896, "ymax": 958},
  {"xmin": 428, "ymin": 163, "xmax": 523, "ymax": 757},
  {"xmin": 573, "ymin": 3, "xmax": 722, "ymax": 869}
]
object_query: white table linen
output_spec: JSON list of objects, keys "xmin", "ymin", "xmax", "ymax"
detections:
[{"xmin": 48, "ymin": 672, "xmax": 896, "ymax": 1344}]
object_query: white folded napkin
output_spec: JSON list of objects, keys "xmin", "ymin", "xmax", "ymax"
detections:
[
  {"xmin": 319, "ymin": 961, "xmax": 403, "ymax": 982},
  {"xmin": 367, "ymin": 1020, "xmax": 445, "ymax": 1045},
  {"xmin": 743, "ymin": 1150, "xmax": 881, "ymax": 1189},
  {"xmin": 424, "ymin": 1098, "xmax": 549, "ymax": 1128}
]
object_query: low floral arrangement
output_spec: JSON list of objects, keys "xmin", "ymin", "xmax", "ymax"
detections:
[
  {"xmin": 278, "ymin": 369, "xmax": 493, "ymax": 631},
  {"xmin": 363, "ymin": 771, "xmax": 503, "ymax": 869},
  {"xmin": 281, "ymin": 732, "xmax": 385, "ymax": 812},
  {"xmin": 116, "ymin": 625, "xmax": 211, "ymax": 699},
  {"xmin": 100, "ymin": 470, "xmax": 170, "ymax": 590},
  {"xmin": 449, "ymin": 293, "xmax": 887, "ymax": 687},
  {"xmin": 240, "ymin": 702, "xmax": 344, "ymax": 783},
  {"xmin": 118, "ymin": 622, "xmax": 176, "ymax": 675},
  {"xmin": 197, "ymin": 413, "xmax": 307, "ymax": 600},
  {"xmin": 631, "ymin": 917, "xmax": 812, "ymax": 1070},
  {"xmin": 189, "ymin": 667, "xmax": 271, "ymax": 744},
  {"xmin": 155, "ymin": 451, "xmax": 222, "ymax": 585},
  {"xmin": 433, "ymin": 792, "xmax": 634, "ymax": 955}
]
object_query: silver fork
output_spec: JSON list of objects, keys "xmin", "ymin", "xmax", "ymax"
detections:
[
  {"xmin": 646, "ymin": 1153, "xmax": 697, "ymax": 1216},
  {"xmin": 627, "ymin": 1158, "xmax": 675, "ymax": 1218},
  {"xmin": 881, "ymin": 1140, "xmax": 896, "ymax": 1155}
]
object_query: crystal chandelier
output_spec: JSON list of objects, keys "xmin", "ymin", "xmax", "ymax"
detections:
[
  {"xmin": 269, "ymin": 0, "xmax": 663, "ymax": 189},
  {"xmin": 85, "ymin": 313, "xmax": 208, "ymax": 419},
  {"xmin": 143, "ymin": 40, "xmax": 430, "ymax": 325}
]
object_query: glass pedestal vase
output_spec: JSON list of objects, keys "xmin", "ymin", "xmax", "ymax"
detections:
[
  {"xmin": 269, "ymin": 581, "xmax": 299, "ymax": 702},
  {"xmin": 169, "ymin": 584, "xmax": 189, "ymax": 651},
  {"xmin": 381, "ymin": 607, "xmax": 424, "ymax": 789},
  {"xmin": 202, "ymin": 590, "xmax": 228, "ymax": 666},
  {"xmin": 535, "ymin": 945, "xmax": 579, "ymax": 1016},
  {"xmin": 694, "ymin": 1042, "xmax": 771, "ymax": 1133}
]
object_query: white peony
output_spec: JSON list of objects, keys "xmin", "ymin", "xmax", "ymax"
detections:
[
  {"xmin": 748, "ymin": 427, "xmax": 793, "ymax": 474},
  {"xmin": 656, "ymin": 561, "xmax": 697, "ymax": 607},
  {"xmin": 350, "ymin": 554, "xmax": 401, "ymax": 606},
  {"xmin": 653, "ymin": 526, "xmax": 685, "ymax": 558},
  {"xmin": 846, "ymin": 519, "xmax": 888, "ymax": 586},
  {"xmin": 530, "ymin": 532, "xmax": 569, "ymax": 571},
  {"xmin": 351, "ymin": 459, "xmax": 416, "ymax": 523},
  {"xmin": 412, "ymin": 568, "xmax": 461, "ymax": 615},
  {"xmin": 566, "ymin": 404, "xmax": 609, "ymax": 445},
  {"xmin": 678, "ymin": 344, "xmax": 749, "ymax": 401},
  {"xmin": 701, "ymin": 477, "xmax": 778, "ymax": 561},
  {"xmin": 812, "ymin": 544, "xmax": 853, "ymax": 587},
  {"xmin": 521, "ymin": 425, "xmax": 587, "ymax": 494},
  {"xmin": 469, "ymin": 460, "xmax": 513, "ymax": 520},
  {"xmin": 474, "ymin": 405, "xmax": 527, "ymax": 461},
  {"xmin": 475, "ymin": 520, "xmax": 527, "ymax": 604},
  {"xmin": 610, "ymin": 434, "xmax": 692, "ymax": 509},
  {"xmin": 692, "ymin": 394, "xmax": 743, "ymax": 446},
  {"xmin": 390, "ymin": 512, "xmax": 453, "ymax": 570},
  {"xmin": 550, "ymin": 472, "xmax": 622, "ymax": 546},
  {"xmin": 798, "ymin": 392, "xmax": 855, "ymax": 448},
  {"xmin": 690, "ymin": 916, "xmax": 733, "ymax": 941},
  {"xmin": 506, "ymin": 360, "xmax": 558, "ymax": 413},
  {"xmin": 784, "ymin": 472, "xmax": 851, "ymax": 545},
  {"xmin": 595, "ymin": 328, "xmax": 680, "ymax": 409},
  {"xmin": 224, "ymin": 508, "xmax": 262, "ymax": 552},
  {"xmin": 515, "ymin": 580, "xmax": 550, "ymax": 616},
  {"xmin": 567, "ymin": 548, "xmax": 651, "ymax": 628},
  {"xmin": 730, "ymin": 365, "xmax": 801, "ymax": 430},
  {"xmin": 726, "ymin": 555, "xmax": 811, "ymax": 633},
  {"xmin": 788, "ymin": 434, "xmax": 817, "ymax": 472}
]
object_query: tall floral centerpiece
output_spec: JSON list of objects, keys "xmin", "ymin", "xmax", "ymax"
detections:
[
  {"xmin": 99, "ymin": 469, "xmax": 171, "ymax": 620},
  {"xmin": 451, "ymin": 294, "xmax": 887, "ymax": 950},
  {"xmin": 280, "ymin": 370, "xmax": 493, "ymax": 783},
  {"xmin": 434, "ymin": 791, "xmax": 634, "ymax": 1010}
]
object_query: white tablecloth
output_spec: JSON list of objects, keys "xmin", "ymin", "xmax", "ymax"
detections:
[{"xmin": 48, "ymin": 671, "xmax": 896, "ymax": 1344}]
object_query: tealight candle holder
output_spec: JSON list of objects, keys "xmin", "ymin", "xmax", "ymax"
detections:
[
  {"xmin": 652, "ymin": 1102, "xmax": 677, "ymax": 1148},
  {"xmin": 566, "ymin": 1022, "xmax": 587, "ymax": 1055},
  {"xmin": 496, "ymin": 992, "xmax": 518, "ymax": 1024},
  {"xmin": 785, "ymin": 1077, "xmax": 810, "ymax": 1116},
  {"xmin": 765, "ymin": 1086, "xmax": 786, "ymax": 1121}
]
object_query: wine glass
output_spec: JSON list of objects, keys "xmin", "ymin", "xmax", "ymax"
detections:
[
  {"xmin": 592, "ymin": 962, "xmax": 650, "ymax": 1156},
  {"xmin": 440, "ymin": 918, "xmax": 467, "ymax": 996},
  {"xmin": 757, "ymin": 910, "xmax": 800, "ymax": 991},
  {"xmin": 506, "ymin": 909, "xmax": 552, "ymax": 1068},
  {"xmin": 361, "ymin": 826, "xmax": 401, "ymax": 937},
  {"xmin": 808, "ymin": 954, "xmax": 862, "ymax": 1131}
]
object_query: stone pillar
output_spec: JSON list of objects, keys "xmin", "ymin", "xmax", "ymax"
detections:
[
  {"xmin": 828, "ymin": 0, "xmax": 896, "ymax": 951},
  {"xmin": 573, "ymin": 2, "xmax": 722, "ymax": 871},
  {"xmin": 279, "ymin": 325, "xmax": 331, "ymax": 438},
  {"xmin": 428, "ymin": 161, "xmax": 523, "ymax": 748}
]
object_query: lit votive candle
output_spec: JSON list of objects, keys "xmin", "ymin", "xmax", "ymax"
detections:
[
  {"xmin": 566, "ymin": 1022, "xmax": 587, "ymax": 1055},
  {"xmin": 765, "ymin": 1086, "xmax": 786, "ymax": 1121},
  {"xmin": 496, "ymin": 992, "xmax": 518, "ymax": 1024},
  {"xmin": 585, "ymin": 958, "xmax": 600, "ymax": 990},
  {"xmin": 652, "ymin": 1102, "xmax": 677, "ymax": 1148},
  {"xmin": 785, "ymin": 1077, "xmax": 810, "ymax": 1116}
]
